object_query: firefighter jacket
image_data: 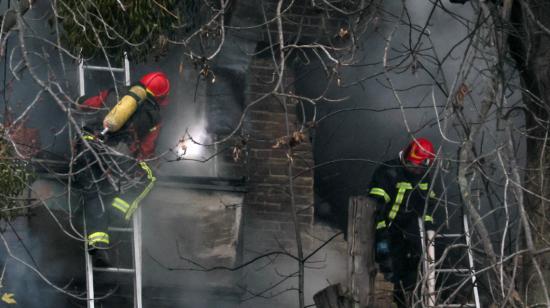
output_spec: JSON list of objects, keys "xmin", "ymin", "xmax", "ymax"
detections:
[
  {"xmin": 368, "ymin": 158, "xmax": 436, "ymax": 233},
  {"xmin": 77, "ymin": 86, "xmax": 161, "ymax": 159},
  {"xmin": 75, "ymin": 87, "xmax": 159, "ymax": 227}
]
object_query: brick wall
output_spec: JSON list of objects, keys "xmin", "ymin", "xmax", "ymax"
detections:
[
  {"xmin": 234, "ymin": 0, "xmax": 350, "ymax": 255},
  {"xmin": 236, "ymin": 58, "xmax": 353, "ymax": 307},
  {"xmin": 242, "ymin": 57, "xmax": 315, "ymax": 253}
]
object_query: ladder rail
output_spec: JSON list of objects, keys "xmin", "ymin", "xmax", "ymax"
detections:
[
  {"xmin": 133, "ymin": 208, "xmax": 143, "ymax": 308},
  {"xmin": 121, "ymin": 51, "xmax": 143, "ymax": 308},
  {"xmin": 419, "ymin": 217, "xmax": 436, "ymax": 307},
  {"xmin": 80, "ymin": 57, "xmax": 94, "ymax": 308},
  {"xmin": 83, "ymin": 211, "xmax": 96, "ymax": 308},
  {"xmin": 124, "ymin": 52, "xmax": 131, "ymax": 87},
  {"xmin": 78, "ymin": 59, "xmax": 85, "ymax": 97},
  {"xmin": 462, "ymin": 214, "xmax": 481, "ymax": 308}
]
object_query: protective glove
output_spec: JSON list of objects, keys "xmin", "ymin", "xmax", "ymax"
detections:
[
  {"xmin": 376, "ymin": 239, "xmax": 390, "ymax": 256},
  {"xmin": 376, "ymin": 240, "xmax": 394, "ymax": 282},
  {"xmin": 377, "ymin": 243, "xmax": 394, "ymax": 280}
]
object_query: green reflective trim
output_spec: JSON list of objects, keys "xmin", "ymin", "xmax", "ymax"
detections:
[
  {"xmin": 388, "ymin": 209, "xmax": 399, "ymax": 220},
  {"xmin": 112, "ymin": 197, "xmax": 130, "ymax": 212},
  {"xmin": 369, "ymin": 187, "xmax": 391, "ymax": 204},
  {"xmin": 83, "ymin": 134, "xmax": 95, "ymax": 141},
  {"xmin": 419, "ymin": 182, "xmax": 437, "ymax": 199},
  {"xmin": 140, "ymin": 162, "xmax": 154, "ymax": 179},
  {"xmin": 112, "ymin": 197, "xmax": 130, "ymax": 214},
  {"xmin": 388, "ymin": 182, "xmax": 413, "ymax": 220},
  {"xmin": 113, "ymin": 197, "xmax": 130, "ymax": 209},
  {"xmin": 124, "ymin": 162, "xmax": 156, "ymax": 220},
  {"xmin": 88, "ymin": 232, "xmax": 110, "ymax": 245},
  {"xmin": 424, "ymin": 215, "xmax": 433, "ymax": 223},
  {"xmin": 376, "ymin": 220, "xmax": 387, "ymax": 230}
]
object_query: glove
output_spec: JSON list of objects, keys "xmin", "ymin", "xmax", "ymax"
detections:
[
  {"xmin": 375, "ymin": 237, "xmax": 390, "ymax": 266},
  {"xmin": 376, "ymin": 239, "xmax": 390, "ymax": 256},
  {"xmin": 376, "ymin": 243, "xmax": 394, "ymax": 280},
  {"xmin": 375, "ymin": 239, "xmax": 395, "ymax": 281}
]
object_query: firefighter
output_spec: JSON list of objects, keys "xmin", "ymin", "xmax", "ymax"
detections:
[
  {"xmin": 74, "ymin": 71, "xmax": 170, "ymax": 264},
  {"xmin": 368, "ymin": 137, "xmax": 437, "ymax": 307}
]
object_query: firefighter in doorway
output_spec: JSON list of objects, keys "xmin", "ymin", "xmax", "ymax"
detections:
[
  {"xmin": 368, "ymin": 137, "xmax": 437, "ymax": 307},
  {"xmin": 74, "ymin": 72, "xmax": 170, "ymax": 264}
]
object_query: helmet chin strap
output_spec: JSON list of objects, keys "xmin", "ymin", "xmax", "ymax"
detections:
[{"xmin": 400, "ymin": 150, "xmax": 427, "ymax": 174}]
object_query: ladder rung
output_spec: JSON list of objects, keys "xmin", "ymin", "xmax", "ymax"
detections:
[
  {"xmin": 93, "ymin": 267, "xmax": 135, "ymax": 274},
  {"xmin": 108, "ymin": 226, "xmax": 133, "ymax": 232},
  {"xmin": 83, "ymin": 65, "xmax": 125, "ymax": 73},
  {"xmin": 436, "ymin": 233, "xmax": 464, "ymax": 238},
  {"xmin": 435, "ymin": 268, "xmax": 472, "ymax": 273}
]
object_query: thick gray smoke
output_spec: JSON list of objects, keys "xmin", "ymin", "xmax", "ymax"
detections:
[
  {"xmin": 0, "ymin": 0, "xmax": 525, "ymax": 307},
  {"xmin": 297, "ymin": 0, "xmax": 522, "ymax": 239}
]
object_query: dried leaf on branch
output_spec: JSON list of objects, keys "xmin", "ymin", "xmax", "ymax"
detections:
[
  {"xmin": 454, "ymin": 83, "xmax": 469, "ymax": 109},
  {"xmin": 1, "ymin": 292, "xmax": 16, "ymax": 304},
  {"xmin": 232, "ymin": 139, "xmax": 247, "ymax": 162},
  {"xmin": 272, "ymin": 131, "xmax": 306, "ymax": 149},
  {"xmin": 338, "ymin": 27, "xmax": 350, "ymax": 39}
]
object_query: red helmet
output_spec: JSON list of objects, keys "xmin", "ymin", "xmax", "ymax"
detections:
[
  {"xmin": 404, "ymin": 138, "xmax": 435, "ymax": 166},
  {"xmin": 140, "ymin": 72, "xmax": 170, "ymax": 104}
]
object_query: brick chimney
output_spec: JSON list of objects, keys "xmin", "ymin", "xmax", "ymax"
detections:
[{"xmin": 242, "ymin": 57, "xmax": 315, "ymax": 254}]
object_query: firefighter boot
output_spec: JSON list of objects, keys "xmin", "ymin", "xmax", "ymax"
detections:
[
  {"xmin": 89, "ymin": 248, "xmax": 111, "ymax": 268},
  {"xmin": 87, "ymin": 231, "xmax": 111, "ymax": 267}
]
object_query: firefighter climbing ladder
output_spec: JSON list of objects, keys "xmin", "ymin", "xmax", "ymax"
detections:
[
  {"xmin": 419, "ymin": 212, "xmax": 481, "ymax": 308},
  {"xmin": 79, "ymin": 54, "xmax": 144, "ymax": 308}
]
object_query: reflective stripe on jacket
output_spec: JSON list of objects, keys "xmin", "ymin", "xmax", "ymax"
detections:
[{"xmin": 367, "ymin": 158, "xmax": 437, "ymax": 231}]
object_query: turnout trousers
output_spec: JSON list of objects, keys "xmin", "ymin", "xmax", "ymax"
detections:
[
  {"xmin": 75, "ymin": 135, "xmax": 156, "ymax": 249},
  {"xmin": 387, "ymin": 216, "xmax": 425, "ymax": 308}
]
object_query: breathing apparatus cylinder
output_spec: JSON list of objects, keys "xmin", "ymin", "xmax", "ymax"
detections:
[{"xmin": 102, "ymin": 85, "xmax": 148, "ymax": 133}]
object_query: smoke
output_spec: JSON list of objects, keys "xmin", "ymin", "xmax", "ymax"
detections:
[
  {"xmin": 295, "ymin": 0, "xmax": 523, "ymax": 267},
  {"xmin": 293, "ymin": 1, "xmax": 474, "ymax": 218},
  {"xmin": 176, "ymin": 118, "xmax": 212, "ymax": 160},
  {"xmin": 238, "ymin": 224, "xmax": 347, "ymax": 308},
  {"xmin": 0, "ymin": 177, "xmax": 86, "ymax": 308}
]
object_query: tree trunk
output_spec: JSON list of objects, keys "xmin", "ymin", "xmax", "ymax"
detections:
[{"xmin": 509, "ymin": 0, "xmax": 550, "ymax": 304}]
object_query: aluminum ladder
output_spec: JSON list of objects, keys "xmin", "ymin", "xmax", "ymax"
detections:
[
  {"xmin": 79, "ymin": 54, "xmax": 143, "ymax": 308},
  {"xmin": 419, "ymin": 213, "xmax": 481, "ymax": 308}
]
